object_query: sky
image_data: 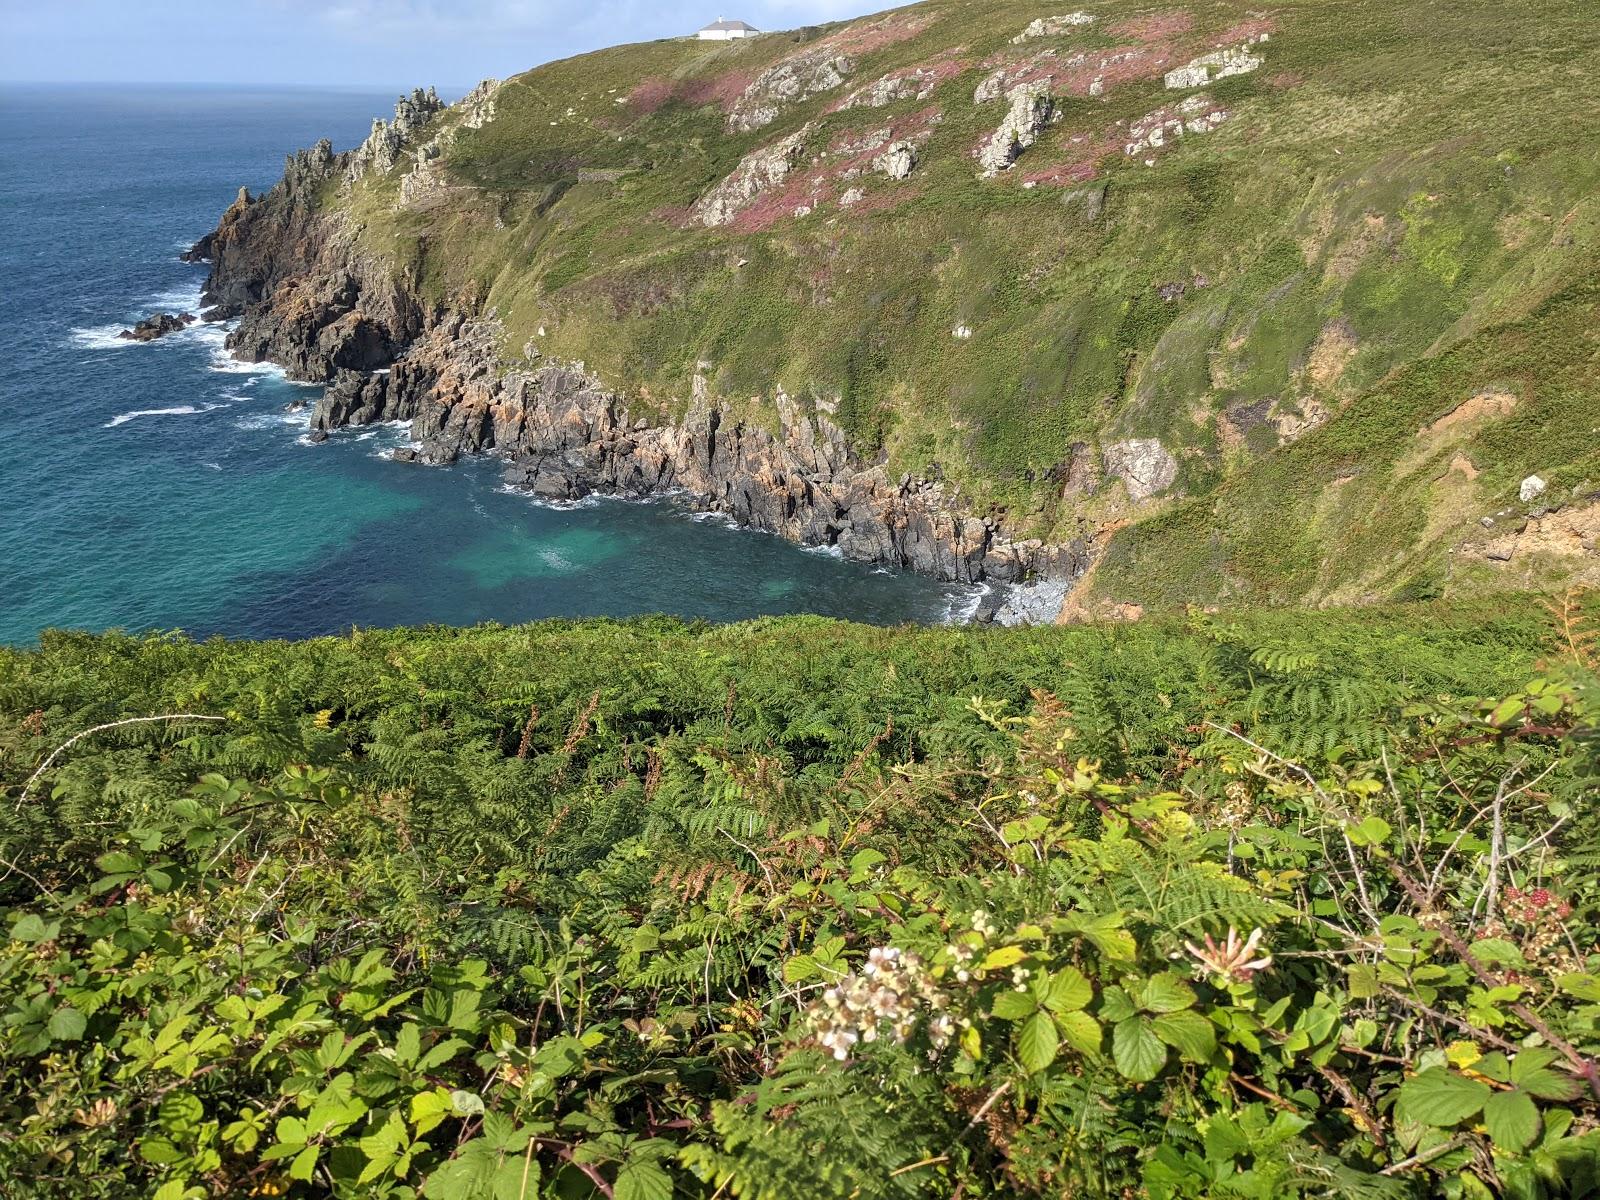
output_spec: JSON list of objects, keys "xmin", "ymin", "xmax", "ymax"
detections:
[{"xmin": 0, "ymin": 0, "xmax": 895, "ymax": 89}]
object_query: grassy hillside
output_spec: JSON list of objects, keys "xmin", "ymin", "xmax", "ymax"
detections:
[
  {"xmin": 4, "ymin": 600, "xmax": 1600, "ymax": 1195},
  {"xmin": 325, "ymin": 0, "xmax": 1599, "ymax": 611}
]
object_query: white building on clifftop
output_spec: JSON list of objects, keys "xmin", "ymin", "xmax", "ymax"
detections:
[{"xmin": 698, "ymin": 17, "xmax": 759, "ymax": 40}]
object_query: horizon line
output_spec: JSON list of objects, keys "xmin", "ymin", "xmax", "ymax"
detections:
[{"xmin": 0, "ymin": 79, "xmax": 475, "ymax": 94}]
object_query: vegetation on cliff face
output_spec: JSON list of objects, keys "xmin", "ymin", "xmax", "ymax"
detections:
[
  {"xmin": 287, "ymin": 0, "xmax": 1600, "ymax": 613},
  {"xmin": 5, "ymin": 597, "xmax": 1600, "ymax": 1196}
]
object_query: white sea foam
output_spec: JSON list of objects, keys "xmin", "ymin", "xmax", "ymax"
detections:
[
  {"xmin": 72, "ymin": 310, "xmax": 224, "ymax": 353},
  {"xmin": 146, "ymin": 282, "xmax": 206, "ymax": 312},
  {"xmin": 365, "ymin": 426, "xmax": 423, "ymax": 460},
  {"xmin": 491, "ymin": 482, "xmax": 608, "ymax": 512},
  {"xmin": 234, "ymin": 408, "xmax": 310, "ymax": 432},
  {"xmin": 207, "ymin": 348, "xmax": 284, "ymax": 378},
  {"xmin": 942, "ymin": 582, "xmax": 992, "ymax": 626},
  {"xmin": 801, "ymin": 541, "xmax": 844, "ymax": 558},
  {"xmin": 104, "ymin": 403, "xmax": 223, "ymax": 428},
  {"xmin": 69, "ymin": 324, "xmax": 138, "ymax": 350}
]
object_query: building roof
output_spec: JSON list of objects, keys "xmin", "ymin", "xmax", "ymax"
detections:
[{"xmin": 701, "ymin": 18, "xmax": 758, "ymax": 31}]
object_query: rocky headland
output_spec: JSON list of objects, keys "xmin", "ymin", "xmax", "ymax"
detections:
[
  {"xmin": 178, "ymin": 0, "xmax": 1600, "ymax": 619},
  {"xmin": 187, "ymin": 92, "xmax": 1085, "ymax": 622}
]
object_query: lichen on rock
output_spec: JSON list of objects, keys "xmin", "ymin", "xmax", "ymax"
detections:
[
  {"xmin": 838, "ymin": 65, "xmax": 948, "ymax": 109},
  {"xmin": 1012, "ymin": 12, "xmax": 1096, "ymax": 43},
  {"xmin": 1104, "ymin": 438, "xmax": 1178, "ymax": 500},
  {"xmin": 1124, "ymin": 93, "xmax": 1229, "ymax": 158},
  {"xmin": 874, "ymin": 140, "xmax": 919, "ymax": 179},
  {"xmin": 692, "ymin": 125, "xmax": 816, "ymax": 227},
  {"xmin": 728, "ymin": 49, "xmax": 854, "ymax": 132},
  {"xmin": 978, "ymin": 82, "xmax": 1055, "ymax": 176},
  {"xmin": 1163, "ymin": 36, "xmax": 1268, "ymax": 89},
  {"xmin": 397, "ymin": 79, "xmax": 503, "ymax": 208}
]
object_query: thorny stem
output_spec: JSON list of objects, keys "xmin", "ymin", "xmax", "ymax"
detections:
[{"xmin": 15, "ymin": 714, "xmax": 227, "ymax": 811}]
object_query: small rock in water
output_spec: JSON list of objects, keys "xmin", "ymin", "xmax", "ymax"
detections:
[
  {"xmin": 392, "ymin": 447, "xmax": 419, "ymax": 462},
  {"xmin": 307, "ymin": 429, "xmax": 330, "ymax": 444},
  {"xmin": 117, "ymin": 312, "xmax": 197, "ymax": 342}
]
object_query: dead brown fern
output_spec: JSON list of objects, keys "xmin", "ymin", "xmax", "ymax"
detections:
[
  {"xmin": 643, "ymin": 748, "xmax": 663, "ymax": 800},
  {"xmin": 1544, "ymin": 587, "xmax": 1598, "ymax": 668},
  {"xmin": 562, "ymin": 691, "xmax": 601, "ymax": 755},
  {"xmin": 516, "ymin": 704, "xmax": 541, "ymax": 759}
]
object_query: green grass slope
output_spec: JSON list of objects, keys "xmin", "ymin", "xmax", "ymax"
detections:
[{"xmin": 328, "ymin": 0, "xmax": 1599, "ymax": 611}]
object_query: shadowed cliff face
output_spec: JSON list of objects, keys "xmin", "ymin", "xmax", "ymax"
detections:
[{"xmin": 190, "ymin": 120, "xmax": 1084, "ymax": 603}]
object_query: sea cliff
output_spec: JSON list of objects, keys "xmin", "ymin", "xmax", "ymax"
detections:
[{"xmin": 189, "ymin": 101, "xmax": 1084, "ymax": 620}]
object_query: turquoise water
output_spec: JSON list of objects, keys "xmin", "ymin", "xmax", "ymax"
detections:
[{"xmin": 0, "ymin": 84, "xmax": 966, "ymax": 645}]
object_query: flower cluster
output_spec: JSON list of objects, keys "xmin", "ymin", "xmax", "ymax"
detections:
[
  {"xmin": 804, "ymin": 947, "xmax": 955, "ymax": 1061},
  {"xmin": 947, "ymin": 909, "xmax": 999, "ymax": 983},
  {"xmin": 1183, "ymin": 926, "xmax": 1273, "ymax": 985}
]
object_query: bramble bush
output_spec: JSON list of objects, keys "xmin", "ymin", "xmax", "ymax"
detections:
[{"xmin": 1, "ymin": 600, "xmax": 1598, "ymax": 1196}]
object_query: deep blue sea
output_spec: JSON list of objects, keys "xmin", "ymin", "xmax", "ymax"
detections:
[{"xmin": 0, "ymin": 84, "xmax": 965, "ymax": 645}]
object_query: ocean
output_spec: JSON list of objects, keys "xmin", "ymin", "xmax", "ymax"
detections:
[{"xmin": 0, "ymin": 84, "xmax": 966, "ymax": 645}]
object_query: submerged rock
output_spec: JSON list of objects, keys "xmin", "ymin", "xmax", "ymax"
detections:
[{"xmin": 117, "ymin": 312, "xmax": 196, "ymax": 342}]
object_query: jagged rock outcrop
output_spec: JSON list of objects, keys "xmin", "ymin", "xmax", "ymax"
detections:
[
  {"xmin": 117, "ymin": 312, "xmax": 196, "ymax": 342},
  {"xmin": 874, "ymin": 140, "xmax": 919, "ymax": 179},
  {"xmin": 729, "ymin": 50, "xmax": 854, "ymax": 132},
  {"xmin": 454, "ymin": 78, "xmax": 501, "ymax": 130},
  {"xmin": 692, "ymin": 126, "xmax": 814, "ymax": 226},
  {"xmin": 347, "ymin": 87, "xmax": 446, "ymax": 181},
  {"xmin": 399, "ymin": 79, "xmax": 502, "ymax": 208},
  {"xmin": 978, "ymin": 83, "xmax": 1055, "ymax": 176}
]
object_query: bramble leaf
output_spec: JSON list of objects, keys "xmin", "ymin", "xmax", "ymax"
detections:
[
  {"xmin": 1397, "ymin": 1068, "xmax": 1490, "ymax": 1126},
  {"xmin": 1483, "ymin": 1089, "xmax": 1540, "ymax": 1151},
  {"xmin": 1017, "ymin": 1011, "xmax": 1059, "ymax": 1073},
  {"xmin": 1113, "ymin": 1017, "xmax": 1166, "ymax": 1081}
]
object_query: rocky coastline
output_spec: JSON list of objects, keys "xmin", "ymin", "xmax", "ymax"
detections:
[
  {"xmin": 117, "ymin": 311, "xmax": 197, "ymax": 342},
  {"xmin": 187, "ymin": 100, "xmax": 1086, "ymax": 623}
]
